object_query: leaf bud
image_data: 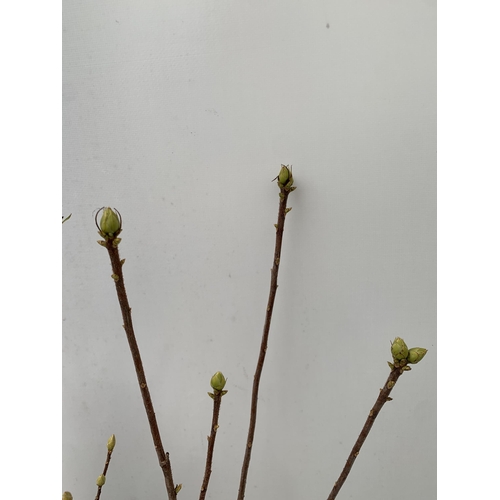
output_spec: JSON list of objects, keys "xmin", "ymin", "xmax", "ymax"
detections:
[
  {"xmin": 277, "ymin": 165, "xmax": 294, "ymax": 188},
  {"xmin": 407, "ymin": 347, "xmax": 428, "ymax": 364},
  {"xmin": 210, "ymin": 371, "xmax": 227, "ymax": 392},
  {"xmin": 62, "ymin": 493, "xmax": 73, "ymax": 500},
  {"xmin": 96, "ymin": 474, "xmax": 106, "ymax": 487},
  {"xmin": 107, "ymin": 434, "xmax": 116, "ymax": 452},
  {"xmin": 391, "ymin": 337, "xmax": 409, "ymax": 361},
  {"xmin": 278, "ymin": 165, "xmax": 290, "ymax": 184},
  {"xmin": 99, "ymin": 207, "xmax": 121, "ymax": 236}
]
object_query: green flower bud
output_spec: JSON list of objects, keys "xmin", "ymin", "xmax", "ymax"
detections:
[
  {"xmin": 99, "ymin": 207, "xmax": 121, "ymax": 236},
  {"xmin": 278, "ymin": 165, "xmax": 291, "ymax": 184},
  {"xmin": 96, "ymin": 474, "xmax": 106, "ymax": 487},
  {"xmin": 107, "ymin": 434, "xmax": 116, "ymax": 452},
  {"xmin": 210, "ymin": 371, "xmax": 227, "ymax": 392},
  {"xmin": 277, "ymin": 165, "xmax": 294, "ymax": 188},
  {"xmin": 391, "ymin": 337, "xmax": 409, "ymax": 361},
  {"xmin": 62, "ymin": 492, "xmax": 73, "ymax": 500},
  {"xmin": 407, "ymin": 347, "xmax": 428, "ymax": 364}
]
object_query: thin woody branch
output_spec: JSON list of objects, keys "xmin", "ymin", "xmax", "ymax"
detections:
[
  {"xmin": 237, "ymin": 166, "xmax": 296, "ymax": 500},
  {"xmin": 199, "ymin": 389, "xmax": 223, "ymax": 500},
  {"xmin": 326, "ymin": 368, "xmax": 402, "ymax": 500},
  {"xmin": 199, "ymin": 371, "xmax": 227, "ymax": 499},
  {"xmin": 97, "ymin": 208, "xmax": 178, "ymax": 500},
  {"xmin": 326, "ymin": 337, "xmax": 428, "ymax": 500},
  {"xmin": 94, "ymin": 434, "xmax": 116, "ymax": 500}
]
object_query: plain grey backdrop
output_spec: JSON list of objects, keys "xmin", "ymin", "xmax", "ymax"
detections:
[{"xmin": 62, "ymin": 1, "xmax": 436, "ymax": 499}]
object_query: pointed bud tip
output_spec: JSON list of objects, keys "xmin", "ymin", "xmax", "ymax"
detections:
[
  {"xmin": 407, "ymin": 347, "xmax": 428, "ymax": 364},
  {"xmin": 210, "ymin": 371, "xmax": 227, "ymax": 391},
  {"xmin": 277, "ymin": 165, "xmax": 294, "ymax": 188},
  {"xmin": 99, "ymin": 207, "xmax": 121, "ymax": 236},
  {"xmin": 107, "ymin": 434, "xmax": 116, "ymax": 451},
  {"xmin": 391, "ymin": 337, "xmax": 409, "ymax": 361}
]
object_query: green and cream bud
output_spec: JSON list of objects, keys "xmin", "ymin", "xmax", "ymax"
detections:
[
  {"xmin": 99, "ymin": 207, "xmax": 121, "ymax": 236},
  {"xmin": 96, "ymin": 475, "xmax": 106, "ymax": 487},
  {"xmin": 407, "ymin": 347, "xmax": 428, "ymax": 364},
  {"xmin": 210, "ymin": 371, "xmax": 227, "ymax": 392},
  {"xmin": 277, "ymin": 165, "xmax": 294, "ymax": 188},
  {"xmin": 391, "ymin": 337, "xmax": 409, "ymax": 361},
  {"xmin": 107, "ymin": 434, "xmax": 116, "ymax": 452},
  {"xmin": 278, "ymin": 165, "xmax": 290, "ymax": 184}
]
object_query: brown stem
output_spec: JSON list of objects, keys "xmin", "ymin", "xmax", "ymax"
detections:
[
  {"xmin": 326, "ymin": 367, "xmax": 404, "ymax": 500},
  {"xmin": 237, "ymin": 186, "xmax": 292, "ymax": 500},
  {"xmin": 105, "ymin": 240, "xmax": 177, "ymax": 500},
  {"xmin": 199, "ymin": 391, "xmax": 223, "ymax": 500},
  {"xmin": 94, "ymin": 449, "xmax": 113, "ymax": 500}
]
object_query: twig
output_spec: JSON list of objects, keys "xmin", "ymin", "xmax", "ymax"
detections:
[
  {"xmin": 94, "ymin": 437, "xmax": 115, "ymax": 500},
  {"xmin": 326, "ymin": 367, "xmax": 404, "ymax": 500},
  {"xmin": 199, "ymin": 390, "xmax": 223, "ymax": 500},
  {"xmin": 237, "ymin": 169, "xmax": 295, "ymax": 500},
  {"xmin": 102, "ymin": 231, "xmax": 177, "ymax": 500}
]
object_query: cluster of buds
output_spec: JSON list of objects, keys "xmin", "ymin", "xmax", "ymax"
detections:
[
  {"xmin": 388, "ymin": 337, "xmax": 427, "ymax": 371},
  {"xmin": 208, "ymin": 371, "xmax": 228, "ymax": 399},
  {"xmin": 96, "ymin": 207, "xmax": 122, "ymax": 246},
  {"xmin": 275, "ymin": 165, "xmax": 296, "ymax": 192}
]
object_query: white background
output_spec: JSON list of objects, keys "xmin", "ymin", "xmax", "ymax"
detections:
[{"xmin": 62, "ymin": 1, "xmax": 436, "ymax": 499}]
